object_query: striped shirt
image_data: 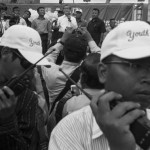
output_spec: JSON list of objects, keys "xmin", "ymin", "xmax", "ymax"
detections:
[
  {"xmin": 49, "ymin": 105, "xmax": 149, "ymax": 150},
  {"xmin": 0, "ymin": 89, "xmax": 38, "ymax": 150}
]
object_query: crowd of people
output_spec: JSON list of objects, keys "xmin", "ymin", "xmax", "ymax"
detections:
[{"xmin": 0, "ymin": 2, "xmax": 150, "ymax": 150}]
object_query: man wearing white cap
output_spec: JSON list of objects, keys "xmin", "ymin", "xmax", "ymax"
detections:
[
  {"xmin": 0, "ymin": 25, "xmax": 50, "ymax": 150},
  {"xmin": 49, "ymin": 21, "xmax": 150, "ymax": 150},
  {"xmin": 75, "ymin": 8, "xmax": 87, "ymax": 28}
]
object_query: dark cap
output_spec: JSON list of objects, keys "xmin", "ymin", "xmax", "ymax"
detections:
[{"xmin": 64, "ymin": 35, "xmax": 87, "ymax": 53}]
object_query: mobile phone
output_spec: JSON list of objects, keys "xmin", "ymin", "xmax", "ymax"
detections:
[
  {"xmin": 110, "ymin": 99, "xmax": 150, "ymax": 150},
  {"xmin": 6, "ymin": 75, "xmax": 29, "ymax": 97}
]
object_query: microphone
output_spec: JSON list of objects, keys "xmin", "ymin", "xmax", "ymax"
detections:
[{"xmin": 67, "ymin": 16, "xmax": 71, "ymax": 22}]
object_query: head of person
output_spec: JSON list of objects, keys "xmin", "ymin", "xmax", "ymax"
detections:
[
  {"xmin": 110, "ymin": 18, "xmax": 116, "ymax": 29},
  {"xmin": 12, "ymin": 6, "xmax": 20, "ymax": 17},
  {"xmin": 9, "ymin": 15, "xmax": 20, "ymax": 26},
  {"xmin": 92, "ymin": 8, "xmax": 99, "ymax": 19},
  {"xmin": 75, "ymin": 9, "xmax": 82, "ymax": 20},
  {"xmin": 37, "ymin": 7, "xmax": 45, "ymax": 16},
  {"xmin": 63, "ymin": 4, "xmax": 71, "ymax": 16},
  {"xmin": 63, "ymin": 35, "xmax": 87, "ymax": 63},
  {"xmin": 58, "ymin": 10, "xmax": 64, "ymax": 17},
  {"xmin": 23, "ymin": 10, "xmax": 31, "ymax": 19},
  {"xmin": 98, "ymin": 21, "xmax": 150, "ymax": 108},
  {"xmin": 80, "ymin": 53, "xmax": 104, "ymax": 89},
  {"xmin": 0, "ymin": 25, "xmax": 50, "ymax": 83},
  {"xmin": 0, "ymin": 3, "xmax": 7, "ymax": 17}
]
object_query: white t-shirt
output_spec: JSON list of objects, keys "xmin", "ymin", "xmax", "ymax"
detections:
[{"xmin": 57, "ymin": 15, "xmax": 78, "ymax": 32}]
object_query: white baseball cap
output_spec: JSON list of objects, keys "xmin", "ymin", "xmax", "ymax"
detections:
[
  {"xmin": 101, "ymin": 21, "xmax": 150, "ymax": 61},
  {"xmin": 76, "ymin": 8, "xmax": 82, "ymax": 13},
  {"xmin": 0, "ymin": 25, "xmax": 50, "ymax": 66}
]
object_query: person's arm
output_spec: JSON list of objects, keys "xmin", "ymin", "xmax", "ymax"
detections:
[
  {"xmin": 99, "ymin": 21, "xmax": 106, "ymax": 46},
  {"xmin": 31, "ymin": 20, "xmax": 36, "ymax": 30},
  {"xmin": 90, "ymin": 91, "xmax": 145, "ymax": 150},
  {"xmin": 78, "ymin": 27, "xmax": 101, "ymax": 53},
  {"xmin": 70, "ymin": 17, "xmax": 78, "ymax": 29},
  {"xmin": 47, "ymin": 20, "xmax": 52, "ymax": 47},
  {"xmin": 19, "ymin": 18, "xmax": 27, "ymax": 26}
]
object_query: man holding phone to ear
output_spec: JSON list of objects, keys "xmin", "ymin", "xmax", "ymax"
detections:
[
  {"xmin": 0, "ymin": 25, "xmax": 50, "ymax": 150},
  {"xmin": 49, "ymin": 21, "xmax": 150, "ymax": 150}
]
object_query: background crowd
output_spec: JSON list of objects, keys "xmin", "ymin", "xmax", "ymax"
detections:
[{"xmin": 0, "ymin": 2, "xmax": 150, "ymax": 150}]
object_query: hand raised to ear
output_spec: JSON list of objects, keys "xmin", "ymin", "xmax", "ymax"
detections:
[
  {"xmin": 90, "ymin": 90, "xmax": 145, "ymax": 150},
  {"xmin": 0, "ymin": 86, "xmax": 17, "ymax": 120}
]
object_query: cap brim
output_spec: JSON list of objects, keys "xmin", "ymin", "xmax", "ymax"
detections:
[
  {"xmin": 18, "ymin": 49, "xmax": 50, "ymax": 66},
  {"xmin": 112, "ymin": 47, "xmax": 150, "ymax": 60}
]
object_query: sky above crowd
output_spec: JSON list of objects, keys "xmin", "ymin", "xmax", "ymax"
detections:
[{"xmin": 40, "ymin": 0, "xmax": 148, "ymax": 3}]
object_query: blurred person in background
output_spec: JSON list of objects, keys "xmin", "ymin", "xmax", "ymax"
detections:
[
  {"xmin": 87, "ymin": 8, "xmax": 106, "ymax": 47},
  {"xmin": 23, "ymin": 10, "xmax": 31, "ymax": 27},
  {"xmin": 75, "ymin": 8, "xmax": 87, "ymax": 28},
  {"xmin": 32, "ymin": 7, "xmax": 52, "ymax": 54}
]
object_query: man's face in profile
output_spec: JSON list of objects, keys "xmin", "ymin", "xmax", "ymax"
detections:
[{"xmin": 98, "ymin": 55, "xmax": 150, "ymax": 108}]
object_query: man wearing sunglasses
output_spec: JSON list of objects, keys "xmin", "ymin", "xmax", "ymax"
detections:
[
  {"xmin": 49, "ymin": 21, "xmax": 150, "ymax": 150},
  {"xmin": 0, "ymin": 25, "xmax": 50, "ymax": 150}
]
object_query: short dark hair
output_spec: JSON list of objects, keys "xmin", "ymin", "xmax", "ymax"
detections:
[
  {"xmin": 24, "ymin": 10, "xmax": 31, "ymax": 17},
  {"xmin": 12, "ymin": 6, "xmax": 19, "ymax": 12},
  {"xmin": 63, "ymin": 4, "xmax": 71, "ymax": 10},
  {"xmin": 93, "ymin": 8, "xmax": 100, "ymax": 14},
  {"xmin": 63, "ymin": 35, "xmax": 87, "ymax": 63},
  {"xmin": 58, "ymin": 10, "xmax": 64, "ymax": 15},
  {"xmin": 110, "ymin": 18, "xmax": 115, "ymax": 21},
  {"xmin": 37, "ymin": 7, "xmax": 45, "ymax": 12},
  {"xmin": 80, "ymin": 53, "xmax": 104, "ymax": 89},
  {"xmin": 0, "ymin": 3, "xmax": 7, "ymax": 11}
]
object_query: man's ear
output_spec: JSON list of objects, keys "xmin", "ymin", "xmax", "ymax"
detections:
[{"xmin": 97, "ymin": 62, "xmax": 108, "ymax": 84}]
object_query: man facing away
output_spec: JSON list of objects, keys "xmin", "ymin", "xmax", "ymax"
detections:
[{"xmin": 49, "ymin": 21, "xmax": 150, "ymax": 150}]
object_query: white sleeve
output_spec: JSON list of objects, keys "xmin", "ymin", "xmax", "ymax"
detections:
[
  {"xmin": 48, "ymin": 115, "xmax": 85, "ymax": 150},
  {"xmin": 46, "ymin": 43, "xmax": 63, "ymax": 63},
  {"xmin": 88, "ymin": 40, "xmax": 101, "ymax": 53}
]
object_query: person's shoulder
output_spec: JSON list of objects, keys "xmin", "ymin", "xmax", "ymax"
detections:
[
  {"xmin": 98, "ymin": 18, "xmax": 105, "ymax": 23},
  {"xmin": 71, "ymin": 15, "xmax": 76, "ymax": 19},
  {"xmin": 66, "ymin": 95, "xmax": 90, "ymax": 113},
  {"xmin": 54, "ymin": 105, "xmax": 93, "ymax": 131},
  {"xmin": 58, "ymin": 15, "xmax": 65, "ymax": 20},
  {"xmin": 32, "ymin": 18, "xmax": 38, "ymax": 22},
  {"xmin": 45, "ymin": 18, "xmax": 50, "ymax": 22}
]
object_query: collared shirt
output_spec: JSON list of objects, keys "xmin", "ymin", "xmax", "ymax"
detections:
[
  {"xmin": 41, "ymin": 61, "xmax": 80, "ymax": 106},
  {"xmin": 24, "ymin": 18, "xmax": 31, "ymax": 27},
  {"xmin": 49, "ymin": 105, "xmax": 149, "ymax": 150},
  {"xmin": 0, "ymin": 89, "xmax": 38, "ymax": 150},
  {"xmin": 31, "ymin": 17, "xmax": 51, "ymax": 34},
  {"xmin": 19, "ymin": 17, "xmax": 27, "ymax": 26},
  {"xmin": 87, "ymin": 18, "xmax": 106, "ymax": 45},
  {"xmin": 57, "ymin": 15, "xmax": 78, "ymax": 32},
  {"xmin": 76, "ymin": 18, "xmax": 87, "ymax": 27}
]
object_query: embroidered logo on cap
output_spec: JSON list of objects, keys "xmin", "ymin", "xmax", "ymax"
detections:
[
  {"xmin": 29, "ymin": 38, "xmax": 40, "ymax": 47},
  {"xmin": 126, "ymin": 29, "xmax": 149, "ymax": 42}
]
